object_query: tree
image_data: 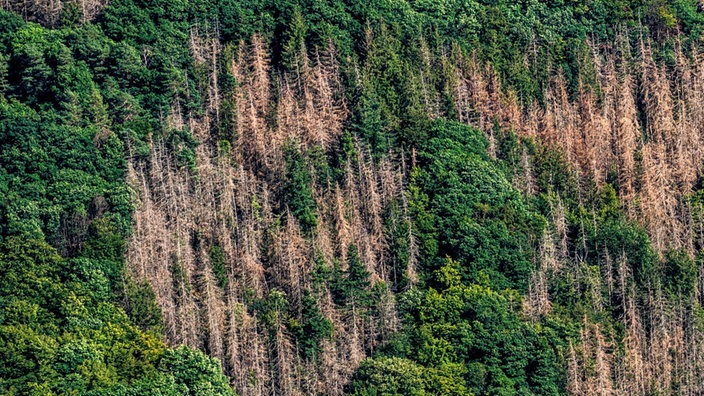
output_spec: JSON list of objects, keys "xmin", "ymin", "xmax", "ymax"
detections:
[
  {"xmin": 159, "ymin": 346, "xmax": 236, "ymax": 396},
  {"xmin": 282, "ymin": 140, "xmax": 318, "ymax": 234}
]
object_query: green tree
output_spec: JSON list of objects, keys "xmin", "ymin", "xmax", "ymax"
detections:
[{"xmin": 283, "ymin": 141, "xmax": 318, "ymax": 234}]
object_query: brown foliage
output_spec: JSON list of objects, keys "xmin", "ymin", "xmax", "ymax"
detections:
[
  {"xmin": 444, "ymin": 35, "xmax": 704, "ymax": 395},
  {"xmin": 126, "ymin": 36, "xmax": 406, "ymax": 395}
]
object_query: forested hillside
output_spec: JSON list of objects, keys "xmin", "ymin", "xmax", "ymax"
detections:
[{"xmin": 1, "ymin": 0, "xmax": 704, "ymax": 394}]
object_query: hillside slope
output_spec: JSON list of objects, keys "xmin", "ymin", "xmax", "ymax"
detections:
[{"xmin": 1, "ymin": 0, "xmax": 704, "ymax": 395}]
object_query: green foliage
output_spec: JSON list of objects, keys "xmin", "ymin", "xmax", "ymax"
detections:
[
  {"xmin": 209, "ymin": 245, "xmax": 229, "ymax": 290},
  {"xmin": 411, "ymin": 119, "xmax": 543, "ymax": 291},
  {"xmin": 0, "ymin": 11, "xmax": 236, "ymax": 395},
  {"xmin": 0, "ymin": 238, "xmax": 158, "ymax": 394},
  {"xmin": 361, "ymin": 119, "xmax": 566, "ymax": 394},
  {"xmin": 85, "ymin": 346, "xmax": 236, "ymax": 396},
  {"xmin": 420, "ymin": 260, "xmax": 561, "ymax": 396},
  {"xmin": 362, "ymin": 259, "xmax": 563, "ymax": 396},
  {"xmin": 663, "ymin": 249, "xmax": 697, "ymax": 299},
  {"xmin": 0, "ymin": 236, "xmax": 234, "ymax": 395},
  {"xmin": 283, "ymin": 141, "xmax": 318, "ymax": 234},
  {"xmin": 592, "ymin": 217, "xmax": 657, "ymax": 289},
  {"xmin": 2, "ymin": 0, "xmax": 703, "ymax": 393},
  {"xmin": 291, "ymin": 291, "xmax": 333, "ymax": 361},
  {"xmin": 332, "ymin": 245, "xmax": 373, "ymax": 307},
  {"xmin": 350, "ymin": 356, "xmax": 471, "ymax": 396},
  {"xmin": 158, "ymin": 346, "xmax": 236, "ymax": 396},
  {"xmin": 282, "ymin": 8, "xmax": 309, "ymax": 74},
  {"xmin": 385, "ymin": 199, "xmax": 414, "ymax": 290},
  {"xmin": 122, "ymin": 277, "xmax": 164, "ymax": 332}
]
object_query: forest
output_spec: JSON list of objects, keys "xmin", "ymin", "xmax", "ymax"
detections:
[{"xmin": 1, "ymin": 0, "xmax": 704, "ymax": 394}]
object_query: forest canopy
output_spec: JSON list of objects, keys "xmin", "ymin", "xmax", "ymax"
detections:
[{"xmin": 1, "ymin": 0, "xmax": 704, "ymax": 394}]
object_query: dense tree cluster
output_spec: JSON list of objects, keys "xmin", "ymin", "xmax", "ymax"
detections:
[{"xmin": 1, "ymin": 0, "xmax": 704, "ymax": 394}]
